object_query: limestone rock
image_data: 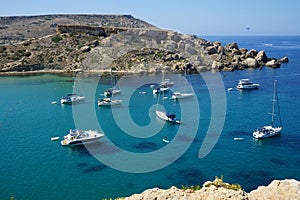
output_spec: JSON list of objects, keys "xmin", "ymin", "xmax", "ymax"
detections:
[
  {"xmin": 242, "ymin": 58, "xmax": 259, "ymax": 68},
  {"xmin": 249, "ymin": 179, "xmax": 300, "ymax": 200},
  {"xmin": 265, "ymin": 59, "xmax": 281, "ymax": 68},
  {"xmin": 206, "ymin": 46, "xmax": 218, "ymax": 55}
]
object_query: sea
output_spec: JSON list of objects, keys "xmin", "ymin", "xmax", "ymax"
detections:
[{"xmin": 1, "ymin": 36, "xmax": 300, "ymax": 200}]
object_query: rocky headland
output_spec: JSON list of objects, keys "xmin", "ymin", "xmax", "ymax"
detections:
[
  {"xmin": 119, "ymin": 178, "xmax": 300, "ymax": 200},
  {"xmin": 0, "ymin": 14, "xmax": 288, "ymax": 74}
]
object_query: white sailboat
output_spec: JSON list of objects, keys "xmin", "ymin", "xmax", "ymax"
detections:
[
  {"xmin": 156, "ymin": 71, "xmax": 181, "ymax": 124},
  {"xmin": 253, "ymin": 80, "xmax": 282, "ymax": 139},
  {"xmin": 171, "ymin": 68, "xmax": 194, "ymax": 100},
  {"xmin": 99, "ymin": 70, "xmax": 122, "ymax": 107},
  {"xmin": 104, "ymin": 70, "xmax": 121, "ymax": 97}
]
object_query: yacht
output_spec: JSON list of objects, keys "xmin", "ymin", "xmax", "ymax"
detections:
[
  {"xmin": 104, "ymin": 88, "xmax": 121, "ymax": 97},
  {"xmin": 152, "ymin": 86, "xmax": 169, "ymax": 95},
  {"xmin": 60, "ymin": 94, "xmax": 85, "ymax": 104},
  {"xmin": 171, "ymin": 91, "xmax": 194, "ymax": 100},
  {"xmin": 171, "ymin": 68, "xmax": 194, "ymax": 100},
  {"xmin": 253, "ymin": 80, "xmax": 282, "ymax": 139},
  {"xmin": 61, "ymin": 129, "xmax": 105, "ymax": 146},
  {"xmin": 156, "ymin": 110, "xmax": 181, "ymax": 124},
  {"xmin": 237, "ymin": 79, "xmax": 259, "ymax": 89},
  {"xmin": 98, "ymin": 98, "xmax": 122, "ymax": 107},
  {"xmin": 160, "ymin": 79, "xmax": 174, "ymax": 87}
]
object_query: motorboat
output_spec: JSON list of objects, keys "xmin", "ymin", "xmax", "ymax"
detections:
[
  {"xmin": 237, "ymin": 79, "xmax": 259, "ymax": 89},
  {"xmin": 104, "ymin": 88, "xmax": 121, "ymax": 97},
  {"xmin": 253, "ymin": 80, "xmax": 282, "ymax": 139},
  {"xmin": 51, "ymin": 136, "xmax": 59, "ymax": 141},
  {"xmin": 160, "ymin": 79, "xmax": 174, "ymax": 87},
  {"xmin": 171, "ymin": 68, "xmax": 193, "ymax": 100},
  {"xmin": 61, "ymin": 129, "xmax": 105, "ymax": 146},
  {"xmin": 156, "ymin": 110, "xmax": 181, "ymax": 124},
  {"xmin": 171, "ymin": 92, "xmax": 194, "ymax": 100},
  {"xmin": 152, "ymin": 86, "xmax": 169, "ymax": 95},
  {"xmin": 98, "ymin": 98, "xmax": 122, "ymax": 107},
  {"xmin": 60, "ymin": 94, "xmax": 85, "ymax": 104},
  {"xmin": 104, "ymin": 70, "xmax": 121, "ymax": 96}
]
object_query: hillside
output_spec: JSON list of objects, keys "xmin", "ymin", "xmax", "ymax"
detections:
[{"xmin": 0, "ymin": 14, "xmax": 288, "ymax": 74}]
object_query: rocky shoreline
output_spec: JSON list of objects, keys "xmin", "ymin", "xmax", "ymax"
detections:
[
  {"xmin": 0, "ymin": 15, "xmax": 289, "ymax": 75},
  {"xmin": 119, "ymin": 179, "xmax": 300, "ymax": 200}
]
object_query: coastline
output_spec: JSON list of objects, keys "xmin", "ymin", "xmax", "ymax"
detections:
[{"xmin": 119, "ymin": 179, "xmax": 300, "ymax": 200}]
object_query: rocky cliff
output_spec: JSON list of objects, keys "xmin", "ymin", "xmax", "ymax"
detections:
[
  {"xmin": 120, "ymin": 179, "xmax": 300, "ymax": 200},
  {"xmin": 0, "ymin": 14, "xmax": 288, "ymax": 74}
]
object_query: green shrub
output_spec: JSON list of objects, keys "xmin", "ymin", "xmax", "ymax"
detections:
[
  {"xmin": 205, "ymin": 176, "xmax": 243, "ymax": 191},
  {"xmin": 51, "ymin": 35, "xmax": 63, "ymax": 43},
  {"xmin": 181, "ymin": 185, "xmax": 201, "ymax": 191}
]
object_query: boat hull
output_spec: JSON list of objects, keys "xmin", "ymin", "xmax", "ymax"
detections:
[
  {"xmin": 156, "ymin": 111, "xmax": 181, "ymax": 124},
  {"xmin": 171, "ymin": 92, "xmax": 194, "ymax": 100},
  {"xmin": 61, "ymin": 130, "xmax": 105, "ymax": 146},
  {"xmin": 253, "ymin": 126, "xmax": 282, "ymax": 139},
  {"xmin": 98, "ymin": 99, "xmax": 122, "ymax": 107}
]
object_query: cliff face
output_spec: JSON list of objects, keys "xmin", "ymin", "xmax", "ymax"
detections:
[
  {"xmin": 120, "ymin": 179, "xmax": 300, "ymax": 200},
  {"xmin": 0, "ymin": 14, "xmax": 155, "ymax": 45},
  {"xmin": 0, "ymin": 14, "xmax": 288, "ymax": 74}
]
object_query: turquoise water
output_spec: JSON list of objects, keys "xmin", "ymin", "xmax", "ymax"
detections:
[{"xmin": 1, "ymin": 36, "xmax": 300, "ymax": 199}]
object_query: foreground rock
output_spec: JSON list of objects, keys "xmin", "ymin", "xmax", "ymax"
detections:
[{"xmin": 120, "ymin": 179, "xmax": 300, "ymax": 200}]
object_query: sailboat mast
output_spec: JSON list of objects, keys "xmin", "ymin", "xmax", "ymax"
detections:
[{"xmin": 271, "ymin": 80, "xmax": 277, "ymax": 126}]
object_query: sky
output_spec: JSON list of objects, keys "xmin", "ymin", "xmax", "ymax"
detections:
[{"xmin": 1, "ymin": 0, "xmax": 300, "ymax": 36}]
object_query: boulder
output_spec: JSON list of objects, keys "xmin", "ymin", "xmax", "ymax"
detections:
[
  {"xmin": 246, "ymin": 49, "xmax": 258, "ymax": 58},
  {"xmin": 242, "ymin": 58, "xmax": 259, "ymax": 68},
  {"xmin": 265, "ymin": 59, "xmax": 281, "ymax": 68},
  {"xmin": 255, "ymin": 50, "xmax": 268, "ymax": 63},
  {"xmin": 225, "ymin": 42, "xmax": 239, "ymax": 51},
  {"xmin": 249, "ymin": 179, "xmax": 300, "ymax": 200},
  {"xmin": 206, "ymin": 46, "xmax": 218, "ymax": 55},
  {"xmin": 279, "ymin": 56, "xmax": 289, "ymax": 63}
]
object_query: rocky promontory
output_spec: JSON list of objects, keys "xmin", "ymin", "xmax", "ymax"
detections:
[
  {"xmin": 0, "ymin": 14, "xmax": 288, "ymax": 74},
  {"xmin": 119, "ymin": 178, "xmax": 300, "ymax": 200}
]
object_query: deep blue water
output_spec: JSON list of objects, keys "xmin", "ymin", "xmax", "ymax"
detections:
[{"xmin": 1, "ymin": 36, "xmax": 300, "ymax": 200}]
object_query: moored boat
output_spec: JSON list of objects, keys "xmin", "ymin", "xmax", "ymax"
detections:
[
  {"xmin": 61, "ymin": 129, "xmax": 104, "ymax": 146},
  {"xmin": 60, "ymin": 94, "xmax": 85, "ymax": 104},
  {"xmin": 237, "ymin": 79, "xmax": 259, "ymax": 89},
  {"xmin": 160, "ymin": 79, "xmax": 174, "ymax": 87},
  {"xmin": 171, "ymin": 91, "xmax": 194, "ymax": 100},
  {"xmin": 156, "ymin": 110, "xmax": 181, "ymax": 124},
  {"xmin": 98, "ymin": 98, "xmax": 122, "ymax": 107},
  {"xmin": 253, "ymin": 80, "xmax": 282, "ymax": 139}
]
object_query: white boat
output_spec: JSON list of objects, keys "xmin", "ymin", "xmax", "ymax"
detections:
[
  {"xmin": 227, "ymin": 87, "xmax": 233, "ymax": 91},
  {"xmin": 51, "ymin": 136, "xmax": 59, "ymax": 141},
  {"xmin": 98, "ymin": 98, "xmax": 122, "ymax": 107},
  {"xmin": 237, "ymin": 79, "xmax": 259, "ymax": 89},
  {"xmin": 171, "ymin": 69, "xmax": 194, "ymax": 100},
  {"xmin": 160, "ymin": 79, "xmax": 174, "ymax": 87},
  {"xmin": 61, "ymin": 129, "xmax": 105, "ymax": 146},
  {"xmin": 162, "ymin": 136, "xmax": 170, "ymax": 143},
  {"xmin": 104, "ymin": 70, "xmax": 121, "ymax": 97},
  {"xmin": 234, "ymin": 137, "xmax": 244, "ymax": 141},
  {"xmin": 156, "ymin": 110, "xmax": 181, "ymax": 124},
  {"xmin": 171, "ymin": 92, "xmax": 194, "ymax": 100},
  {"xmin": 104, "ymin": 88, "xmax": 121, "ymax": 97},
  {"xmin": 152, "ymin": 86, "xmax": 169, "ymax": 95},
  {"xmin": 253, "ymin": 80, "xmax": 282, "ymax": 139},
  {"xmin": 60, "ymin": 94, "xmax": 85, "ymax": 104}
]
